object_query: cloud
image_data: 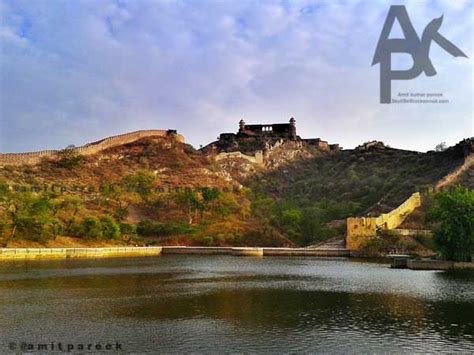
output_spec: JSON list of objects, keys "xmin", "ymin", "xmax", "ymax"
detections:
[{"xmin": 0, "ymin": 0, "xmax": 472, "ymax": 153}]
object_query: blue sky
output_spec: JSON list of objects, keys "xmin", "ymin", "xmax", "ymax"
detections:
[{"xmin": 0, "ymin": 0, "xmax": 472, "ymax": 152}]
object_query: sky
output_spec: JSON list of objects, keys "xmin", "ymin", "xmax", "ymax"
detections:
[{"xmin": 0, "ymin": 0, "xmax": 472, "ymax": 153}]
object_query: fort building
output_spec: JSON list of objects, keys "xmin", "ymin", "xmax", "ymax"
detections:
[
  {"xmin": 203, "ymin": 118, "xmax": 340, "ymax": 155},
  {"xmin": 237, "ymin": 118, "xmax": 297, "ymax": 140}
]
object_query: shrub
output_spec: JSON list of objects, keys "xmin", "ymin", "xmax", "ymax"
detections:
[
  {"xmin": 56, "ymin": 148, "xmax": 84, "ymax": 169},
  {"xmin": 120, "ymin": 223, "xmax": 137, "ymax": 237},
  {"xmin": 136, "ymin": 221, "xmax": 154, "ymax": 236},
  {"xmin": 81, "ymin": 217, "xmax": 103, "ymax": 239},
  {"xmin": 202, "ymin": 236, "xmax": 214, "ymax": 246},
  {"xmin": 65, "ymin": 217, "xmax": 83, "ymax": 237},
  {"xmin": 100, "ymin": 216, "xmax": 121, "ymax": 239}
]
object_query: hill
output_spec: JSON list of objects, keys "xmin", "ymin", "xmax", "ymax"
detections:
[
  {"xmin": 0, "ymin": 134, "xmax": 291, "ymax": 247},
  {"xmin": 248, "ymin": 139, "xmax": 473, "ymax": 245},
  {"xmin": 0, "ymin": 130, "xmax": 472, "ymax": 249}
]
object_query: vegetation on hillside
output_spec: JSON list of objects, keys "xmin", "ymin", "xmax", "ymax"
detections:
[
  {"xmin": 0, "ymin": 164, "xmax": 288, "ymax": 248},
  {"xmin": 0, "ymin": 136, "xmax": 471, "ymax": 248},
  {"xmin": 248, "ymin": 147, "xmax": 467, "ymax": 246}
]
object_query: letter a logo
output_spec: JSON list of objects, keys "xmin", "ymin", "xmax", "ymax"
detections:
[{"xmin": 372, "ymin": 5, "xmax": 468, "ymax": 103}]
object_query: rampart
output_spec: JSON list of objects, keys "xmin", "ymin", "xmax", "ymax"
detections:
[
  {"xmin": 435, "ymin": 153, "xmax": 474, "ymax": 190},
  {"xmin": 0, "ymin": 129, "xmax": 184, "ymax": 166},
  {"xmin": 214, "ymin": 150, "xmax": 264, "ymax": 165},
  {"xmin": 346, "ymin": 192, "xmax": 421, "ymax": 250}
]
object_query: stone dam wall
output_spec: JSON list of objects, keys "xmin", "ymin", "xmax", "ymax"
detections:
[
  {"xmin": 0, "ymin": 129, "xmax": 185, "ymax": 166},
  {"xmin": 346, "ymin": 192, "xmax": 422, "ymax": 250},
  {"xmin": 0, "ymin": 247, "xmax": 163, "ymax": 259},
  {"xmin": 0, "ymin": 246, "xmax": 350, "ymax": 260}
]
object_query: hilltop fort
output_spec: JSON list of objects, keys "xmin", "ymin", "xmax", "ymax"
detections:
[
  {"xmin": 202, "ymin": 118, "xmax": 340, "ymax": 159},
  {"xmin": 0, "ymin": 118, "xmax": 340, "ymax": 167}
]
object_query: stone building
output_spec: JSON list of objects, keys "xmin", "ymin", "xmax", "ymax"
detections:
[
  {"xmin": 237, "ymin": 118, "xmax": 297, "ymax": 140},
  {"xmin": 202, "ymin": 118, "xmax": 340, "ymax": 155}
]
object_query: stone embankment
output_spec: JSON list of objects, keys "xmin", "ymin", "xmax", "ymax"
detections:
[
  {"xmin": 0, "ymin": 129, "xmax": 184, "ymax": 166},
  {"xmin": 390, "ymin": 256, "xmax": 474, "ymax": 270},
  {"xmin": 159, "ymin": 246, "xmax": 349, "ymax": 257},
  {"xmin": 0, "ymin": 247, "xmax": 163, "ymax": 259},
  {"xmin": 0, "ymin": 246, "xmax": 350, "ymax": 260}
]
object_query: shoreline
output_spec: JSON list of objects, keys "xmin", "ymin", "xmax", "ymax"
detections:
[
  {"xmin": 0, "ymin": 247, "xmax": 163, "ymax": 259},
  {"xmin": 1, "ymin": 247, "xmax": 472, "ymax": 271},
  {"xmin": 0, "ymin": 246, "xmax": 349, "ymax": 260}
]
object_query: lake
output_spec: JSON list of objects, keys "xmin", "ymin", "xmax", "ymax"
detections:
[{"xmin": 0, "ymin": 256, "xmax": 473, "ymax": 353}]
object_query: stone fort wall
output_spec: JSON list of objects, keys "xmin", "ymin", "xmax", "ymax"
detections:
[
  {"xmin": 435, "ymin": 153, "xmax": 474, "ymax": 190},
  {"xmin": 0, "ymin": 129, "xmax": 185, "ymax": 166},
  {"xmin": 346, "ymin": 192, "xmax": 422, "ymax": 250},
  {"xmin": 214, "ymin": 151, "xmax": 264, "ymax": 165}
]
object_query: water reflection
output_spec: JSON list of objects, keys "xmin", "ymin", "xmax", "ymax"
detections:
[{"xmin": 0, "ymin": 256, "xmax": 472, "ymax": 353}]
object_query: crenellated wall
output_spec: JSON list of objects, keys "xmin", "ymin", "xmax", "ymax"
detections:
[
  {"xmin": 0, "ymin": 129, "xmax": 185, "ymax": 166},
  {"xmin": 346, "ymin": 192, "xmax": 422, "ymax": 250}
]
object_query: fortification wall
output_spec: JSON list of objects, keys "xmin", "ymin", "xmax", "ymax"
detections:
[
  {"xmin": 214, "ymin": 151, "xmax": 264, "ymax": 165},
  {"xmin": 346, "ymin": 192, "xmax": 421, "ymax": 250},
  {"xmin": 0, "ymin": 129, "xmax": 184, "ymax": 166},
  {"xmin": 435, "ymin": 153, "xmax": 474, "ymax": 190}
]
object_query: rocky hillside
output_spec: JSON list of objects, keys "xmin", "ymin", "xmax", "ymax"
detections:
[
  {"xmin": 0, "ymin": 133, "xmax": 472, "ymax": 248},
  {"xmin": 0, "ymin": 135, "xmax": 293, "ymax": 247}
]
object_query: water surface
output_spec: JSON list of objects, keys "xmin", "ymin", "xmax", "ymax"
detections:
[{"xmin": 0, "ymin": 256, "xmax": 473, "ymax": 353}]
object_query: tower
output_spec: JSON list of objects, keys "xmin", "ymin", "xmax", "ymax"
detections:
[
  {"xmin": 289, "ymin": 117, "xmax": 296, "ymax": 140},
  {"xmin": 239, "ymin": 119, "xmax": 246, "ymax": 133}
]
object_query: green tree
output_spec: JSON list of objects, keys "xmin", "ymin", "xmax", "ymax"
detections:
[
  {"xmin": 176, "ymin": 190, "xmax": 202, "ymax": 225},
  {"xmin": 81, "ymin": 217, "xmax": 103, "ymax": 239},
  {"xmin": 0, "ymin": 191, "xmax": 62, "ymax": 242},
  {"xmin": 49, "ymin": 218, "xmax": 63, "ymax": 240},
  {"xmin": 199, "ymin": 187, "xmax": 221, "ymax": 219},
  {"xmin": 427, "ymin": 187, "xmax": 474, "ymax": 262},
  {"xmin": 7, "ymin": 192, "xmax": 36, "ymax": 240},
  {"xmin": 435, "ymin": 142, "xmax": 447, "ymax": 152},
  {"xmin": 214, "ymin": 193, "xmax": 239, "ymax": 219},
  {"xmin": 100, "ymin": 216, "xmax": 121, "ymax": 239},
  {"xmin": 28, "ymin": 193, "xmax": 62, "ymax": 241},
  {"xmin": 281, "ymin": 208, "xmax": 302, "ymax": 241}
]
